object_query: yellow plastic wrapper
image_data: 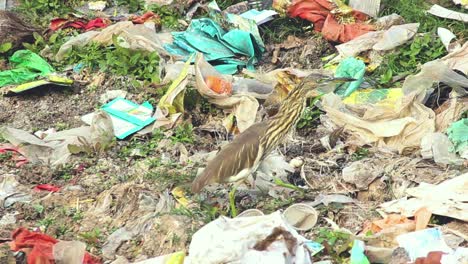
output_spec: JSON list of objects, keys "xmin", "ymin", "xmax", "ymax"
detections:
[{"xmin": 343, "ymin": 88, "xmax": 403, "ymax": 109}]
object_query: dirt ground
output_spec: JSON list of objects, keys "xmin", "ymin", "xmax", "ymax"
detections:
[{"xmin": 0, "ymin": 1, "xmax": 467, "ymax": 263}]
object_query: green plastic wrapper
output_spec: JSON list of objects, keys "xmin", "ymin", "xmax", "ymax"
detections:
[
  {"xmin": 447, "ymin": 118, "xmax": 468, "ymax": 155},
  {"xmin": 334, "ymin": 57, "xmax": 366, "ymax": 97},
  {"xmin": 0, "ymin": 50, "xmax": 54, "ymax": 87},
  {"xmin": 164, "ymin": 17, "xmax": 263, "ymax": 74}
]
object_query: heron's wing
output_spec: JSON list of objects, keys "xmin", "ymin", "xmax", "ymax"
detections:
[{"xmin": 191, "ymin": 122, "xmax": 267, "ymax": 193}]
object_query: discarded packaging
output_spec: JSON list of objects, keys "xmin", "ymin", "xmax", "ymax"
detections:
[
  {"xmin": 287, "ymin": 0, "xmax": 375, "ymax": 43},
  {"xmin": 282, "ymin": 203, "xmax": 318, "ymax": 231},
  {"xmin": 447, "ymin": 118, "xmax": 468, "ymax": 159},
  {"xmin": 420, "ymin": 132, "xmax": 464, "ymax": 165},
  {"xmin": 164, "ymin": 18, "xmax": 263, "ymax": 74},
  {"xmin": 82, "ymin": 98, "xmax": 155, "ymax": 139},
  {"xmin": 240, "ymin": 9, "xmax": 278, "ymax": 25},
  {"xmin": 428, "ymin": 4, "xmax": 468, "ymax": 22},
  {"xmin": 237, "ymin": 209, "xmax": 264, "ymax": 217},
  {"xmin": 334, "ymin": 57, "xmax": 365, "ymax": 97},
  {"xmin": 350, "ymin": 240, "xmax": 370, "ymax": 264},
  {"xmin": 437, "ymin": 27, "xmax": 461, "ymax": 52},
  {"xmin": 397, "ymin": 228, "xmax": 452, "ymax": 262},
  {"xmin": 334, "ymin": 22, "xmax": 419, "ymax": 58},
  {"xmin": 9, "ymin": 227, "xmax": 101, "ymax": 264},
  {"xmin": 189, "ymin": 211, "xmax": 313, "ymax": 264},
  {"xmin": 0, "ymin": 50, "xmax": 54, "ymax": 87},
  {"xmin": 1, "ymin": 111, "xmax": 114, "ymax": 166},
  {"xmin": 194, "ymin": 53, "xmax": 259, "ymax": 133},
  {"xmin": 380, "ymin": 173, "xmax": 468, "ymax": 221},
  {"xmin": 349, "ymin": 0, "xmax": 381, "ymax": 18}
]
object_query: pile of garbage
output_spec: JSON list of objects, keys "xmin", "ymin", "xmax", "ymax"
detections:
[{"xmin": 0, "ymin": 0, "xmax": 467, "ymax": 263}]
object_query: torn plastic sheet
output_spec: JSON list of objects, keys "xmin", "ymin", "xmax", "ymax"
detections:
[
  {"xmin": 0, "ymin": 50, "xmax": 54, "ymax": 87},
  {"xmin": 0, "ymin": 174, "xmax": 31, "ymax": 208},
  {"xmin": 420, "ymin": 132, "xmax": 464, "ymax": 165},
  {"xmin": 188, "ymin": 211, "xmax": 313, "ymax": 264},
  {"xmin": 428, "ymin": 4, "xmax": 468, "ymax": 22},
  {"xmin": 321, "ymin": 92, "xmax": 435, "ymax": 154},
  {"xmin": 379, "ymin": 173, "xmax": 468, "ymax": 221},
  {"xmin": 1, "ymin": 111, "xmax": 114, "ymax": 166},
  {"xmin": 56, "ymin": 21, "xmax": 173, "ymax": 61},
  {"xmin": 334, "ymin": 23, "xmax": 419, "ymax": 58},
  {"xmin": 397, "ymin": 228, "xmax": 453, "ymax": 262},
  {"xmin": 437, "ymin": 27, "xmax": 461, "ymax": 52},
  {"xmin": 401, "ymin": 60, "xmax": 468, "ymax": 103}
]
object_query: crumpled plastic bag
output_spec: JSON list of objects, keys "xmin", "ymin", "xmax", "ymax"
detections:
[
  {"xmin": 321, "ymin": 92, "xmax": 435, "ymax": 154},
  {"xmin": 420, "ymin": 132, "xmax": 464, "ymax": 165},
  {"xmin": 287, "ymin": 0, "xmax": 374, "ymax": 43},
  {"xmin": 188, "ymin": 211, "xmax": 312, "ymax": 264},
  {"xmin": 440, "ymin": 41, "xmax": 468, "ymax": 74},
  {"xmin": 164, "ymin": 18, "xmax": 263, "ymax": 74},
  {"xmin": 0, "ymin": 110, "xmax": 114, "ymax": 166},
  {"xmin": 402, "ymin": 60, "xmax": 468, "ymax": 103},
  {"xmin": 194, "ymin": 53, "xmax": 259, "ymax": 133},
  {"xmin": 0, "ymin": 50, "xmax": 54, "ymax": 87},
  {"xmin": 447, "ymin": 118, "xmax": 468, "ymax": 159},
  {"xmin": 56, "ymin": 21, "xmax": 173, "ymax": 61},
  {"xmin": 334, "ymin": 57, "xmax": 365, "ymax": 97},
  {"xmin": 334, "ymin": 22, "xmax": 419, "ymax": 58},
  {"xmin": 10, "ymin": 228, "xmax": 100, "ymax": 264}
]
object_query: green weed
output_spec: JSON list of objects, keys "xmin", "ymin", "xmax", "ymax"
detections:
[
  {"xmin": 381, "ymin": 0, "xmax": 466, "ymax": 38},
  {"xmin": 37, "ymin": 216, "xmax": 55, "ymax": 232},
  {"xmin": 63, "ymin": 40, "xmax": 160, "ymax": 84},
  {"xmin": 79, "ymin": 228, "xmax": 102, "ymax": 247},
  {"xmin": 314, "ymin": 227, "xmax": 352, "ymax": 260},
  {"xmin": 297, "ymin": 96, "xmax": 323, "ymax": 129},
  {"xmin": 260, "ymin": 17, "xmax": 311, "ymax": 44},
  {"xmin": 373, "ymin": 34, "xmax": 446, "ymax": 85},
  {"xmin": 16, "ymin": 0, "xmax": 82, "ymax": 26},
  {"xmin": 119, "ymin": 131, "xmax": 164, "ymax": 158},
  {"xmin": 148, "ymin": 4, "xmax": 183, "ymax": 30},
  {"xmin": 171, "ymin": 123, "xmax": 195, "ymax": 144},
  {"xmin": 116, "ymin": 0, "xmax": 144, "ymax": 13},
  {"xmin": 351, "ymin": 147, "xmax": 370, "ymax": 161},
  {"xmin": 23, "ymin": 31, "xmax": 71, "ymax": 57}
]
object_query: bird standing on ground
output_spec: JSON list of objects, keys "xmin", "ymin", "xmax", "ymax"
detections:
[{"xmin": 191, "ymin": 74, "xmax": 354, "ymax": 199}]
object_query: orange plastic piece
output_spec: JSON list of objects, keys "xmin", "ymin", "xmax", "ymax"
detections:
[
  {"xmin": 205, "ymin": 76, "xmax": 233, "ymax": 95},
  {"xmin": 287, "ymin": 0, "xmax": 375, "ymax": 43}
]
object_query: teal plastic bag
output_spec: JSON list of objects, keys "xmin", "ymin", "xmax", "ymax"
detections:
[
  {"xmin": 447, "ymin": 118, "xmax": 468, "ymax": 155},
  {"xmin": 350, "ymin": 240, "xmax": 370, "ymax": 264},
  {"xmin": 334, "ymin": 57, "xmax": 366, "ymax": 97},
  {"xmin": 164, "ymin": 18, "xmax": 263, "ymax": 74},
  {"xmin": 0, "ymin": 50, "xmax": 54, "ymax": 87}
]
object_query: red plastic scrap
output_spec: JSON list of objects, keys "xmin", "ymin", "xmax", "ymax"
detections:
[
  {"xmin": 415, "ymin": 251, "xmax": 446, "ymax": 264},
  {"xmin": 131, "ymin": 11, "xmax": 160, "ymax": 24},
  {"xmin": 33, "ymin": 184, "xmax": 61, "ymax": 193},
  {"xmin": 0, "ymin": 144, "xmax": 28, "ymax": 167},
  {"xmin": 10, "ymin": 228, "xmax": 101, "ymax": 264},
  {"xmin": 50, "ymin": 17, "xmax": 109, "ymax": 31},
  {"xmin": 287, "ymin": 0, "xmax": 374, "ymax": 43}
]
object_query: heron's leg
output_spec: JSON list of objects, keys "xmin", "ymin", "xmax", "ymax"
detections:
[{"xmin": 229, "ymin": 181, "xmax": 241, "ymax": 217}]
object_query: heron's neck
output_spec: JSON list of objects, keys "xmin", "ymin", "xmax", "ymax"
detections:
[{"xmin": 261, "ymin": 88, "xmax": 308, "ymax": 154}]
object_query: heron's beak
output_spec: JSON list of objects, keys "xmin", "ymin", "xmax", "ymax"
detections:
[{"xmin": 329, "ymin": 77, "xmax": 356, "ymax": 83}]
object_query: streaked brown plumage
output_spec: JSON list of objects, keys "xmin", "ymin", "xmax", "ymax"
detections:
[{"xmin": 191, "ymin": 74, "xmax": 354, "ymax": 193}]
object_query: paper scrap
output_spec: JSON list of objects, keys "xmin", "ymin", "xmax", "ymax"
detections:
[
  {"xmin": 240, "ymin": 9, "xmax": 278, "ymax": 25},
  {"xmin": 82, "ymin": 98, "xmax": 155, "ymax": 139},
  {"xmin": 428, "ymin": 4, "xmax": 468, "ymax": 22},
  {"xmin": 349, "ymin": 0, "xmax": 381, "ymax": 17}
]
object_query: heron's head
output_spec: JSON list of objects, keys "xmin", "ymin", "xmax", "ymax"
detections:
[{"xmin": 300, "ymin": 73, "xmax": 355, "ymax": 97}]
